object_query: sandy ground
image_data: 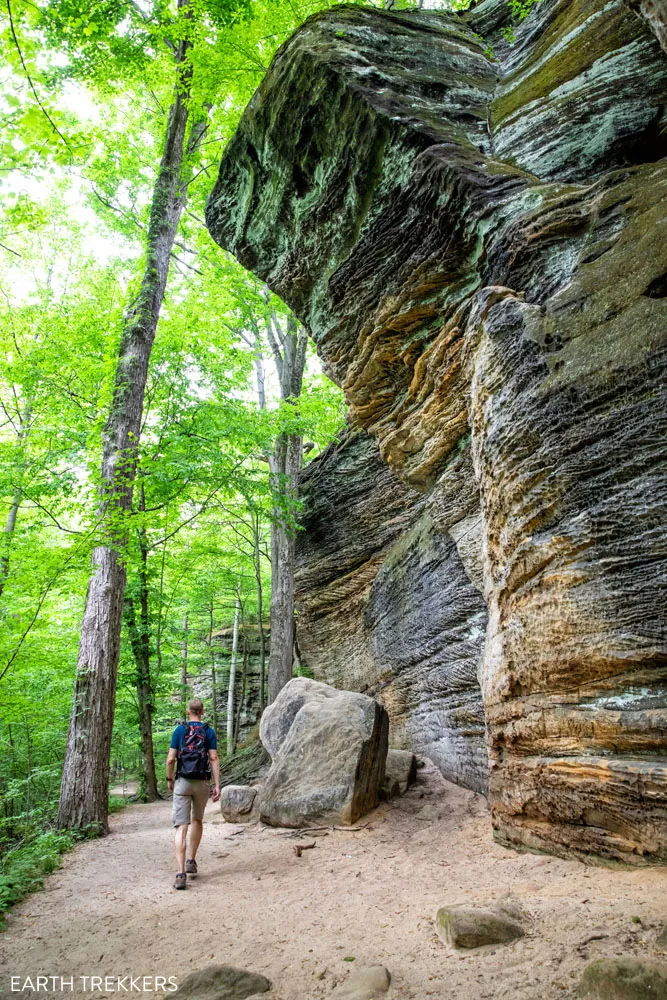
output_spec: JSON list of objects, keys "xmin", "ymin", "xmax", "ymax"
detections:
[{"xmin": 1, "ymin": 763, "xmax": 666, "ymax": 1000}]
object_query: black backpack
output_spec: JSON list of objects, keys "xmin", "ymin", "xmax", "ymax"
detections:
[{"xmin": 176, "ymin": 722, "xmax": 211, "ymax": 781}]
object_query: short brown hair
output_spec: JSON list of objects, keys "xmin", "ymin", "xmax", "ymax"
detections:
[{"xmin": 188, "ymin": 698, "xmax": 204, "ymax": 716}]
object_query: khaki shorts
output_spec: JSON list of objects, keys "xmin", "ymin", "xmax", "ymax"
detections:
[{"xmin": 172, "ymin": 777, "xmax": 210, "ymax": 827}]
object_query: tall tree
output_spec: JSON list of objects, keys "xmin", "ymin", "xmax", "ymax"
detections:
[
  {"xmin": 265, "ymin": 313, "xmax": 308, "ymax": 704},
  {"xmin": 57, "ymin": 0, "xmax": 209, "ymax": 832},
  {"xmin": 0, "ymin": 400, "xmax": 32, "ymax": 601},
  {"xmin": 123, "ymin": 488, "xmax": 158, "ymax": 802},
  {"xmin": 226, "ymin": 579, "xmax": 241, "ymax": 755}
]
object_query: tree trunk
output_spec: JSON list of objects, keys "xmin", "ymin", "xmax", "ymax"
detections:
[
  {"xmin": 0, "ymin": 403, "xmax": 32, "ymax": 601},
  {"xmin": 234, "ymin": 631, "xmax": 248, "ymax": 747},
  {"xmin": 252, "ymin": 512, "xmax": 267, "ymax": 714},
  {"xmin": 249, "ymin": 323, "xmax": 268, "ymax": 713},
  {"xmin": 123, "ymin": 573, "xmax": 158, "ymax": 801},
  {"xmin": 180, "ymin": 609, "xmax": 189, "ymax": 717},
  {"xmin": 209, "ymin": 600, "xmax": 219, "ymax": 735},
  {"xmin": 266, "ymin": 316, "xmax": 308, "ymax": 705},
  {"xmin": 226, "ymin": 582, "xmax": 241, "ymax": 756},
  {"xmin": 0, "ymin": 490, "xmax": 22, "ymax": 601},
  {"xmin": 267, "ymin": 434, "xmax": 302, "ymax": 703},
  {"xmin": 57, "ymin": 0, "xmax": 206, "ymax": 833}
]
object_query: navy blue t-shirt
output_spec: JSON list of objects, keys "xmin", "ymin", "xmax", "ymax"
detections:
[{"xmin": 170, "ymin": 721, "xmax": 217, "ymax": 752}]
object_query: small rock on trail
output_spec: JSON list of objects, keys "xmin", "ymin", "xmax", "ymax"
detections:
[
  {"xmin": 382, "ymin": 750, "xmax": 417, "ymax": 801},
  {"xmin": 175, "ymin": 965, "xmax": 271, "ymax": 999},
  {"xmin": 220, "ymin": 785, "xmax": 259, "ymax": 824},
  {"xmin": 435, "ymin": 901, "xmax": 525, "ymax": 950},
  {"xmin": 578, "ymin": 957, "xmax": 667, "ymax": 1000},
  {"xmin": 331, "ymin": 965, "xmax": 391, "ymax": 999}
]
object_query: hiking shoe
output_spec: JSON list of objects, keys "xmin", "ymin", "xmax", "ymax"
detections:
[
  {"xmin": 174, "ymin": 872, "xmax": 187, "ymax": 890},
  {"xmin": 185, "ymin": 859, "xmax": 198, "ymax": 877}
]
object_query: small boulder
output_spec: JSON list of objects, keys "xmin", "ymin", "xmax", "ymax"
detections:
[
  {"xmin": 578, "ymin": 958, "xmax": 667, "ymax": 1000},
  {"xmin": 382, "ymin": 749, "xmax": 417, "ymax": 799},
  {"xmin": 331, "ymin": 965, "xmax": 391, "ymax": 998},
  {"xmin": 658, "ymin": 926, "xmax": 667, "ymax": 949},
  {"xmin": 417, "ymin": 803, "xmax": 444, "ymax": 822},
  {"xmin": 259, "ymin": 677, "xmax": 389, "ymax": 827},
  {"xmin": 175, "ymin": 965, "xmax": 271, "ymax": 999},
  {"xmin": 220, "ymin": 785, "xmax": 259, "ymax": 824},
  {"xmin": 435, "ymin": 902, "xmax": 525, "ymax": 949}
]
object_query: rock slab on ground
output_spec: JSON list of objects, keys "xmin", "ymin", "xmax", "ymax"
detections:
[
  {"xmin": 383, "ymin": 749, "xmax": 417, "ymax": 800},
  {"xmin": 435, "ymin": 902, "xmax": 525, "ymax": 949},
  {"xmin": 578, "ymin": 958, "xmax": 667, "ymax": 1000},
  {"xmin": 259, "ymin": 677, "xmax": 388, "ymax": 827},
  {"xmin": 174, "ymin": 965, "xmax": 271, "ymax": 999},
  {"xmin": 331, "ymin": 965, "xmax": 391, "ymax": 999},
  {"xmin": 220, "ymin": 785, "xmax": 259, "ymax": 824}
]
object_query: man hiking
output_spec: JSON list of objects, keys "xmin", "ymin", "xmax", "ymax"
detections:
[{"xmin": 166, "ymin": 698, "xmax": 220, "ymax": 889}]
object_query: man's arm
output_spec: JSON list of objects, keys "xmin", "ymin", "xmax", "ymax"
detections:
[
  {"xmin": 166, "ymin": 748, "xmax": 177, "ymax": 793},
  {"xmin": 209, "ymin": 749, "xmax": 220, "ymax": 802}
]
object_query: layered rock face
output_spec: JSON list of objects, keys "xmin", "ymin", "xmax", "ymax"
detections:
[
  {"xmin": 296, "ymin": 430, "xmax": 488, "ymax": 793},
  {"xmin": 206, "ymin": 0, "xmax": 667, "ymax": 861}
]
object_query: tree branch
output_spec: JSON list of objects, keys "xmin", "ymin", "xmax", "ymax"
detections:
[
  {"xmin": 6, "ymin": 0, "xmax": 73, "ymax": 156},
  {"xmin": 0, "ymin": 241, "xmax": 21, "ymax": 257},
  {"xmin": 266, "ymin": 311, "xmax": 284, "ymax": 378}
]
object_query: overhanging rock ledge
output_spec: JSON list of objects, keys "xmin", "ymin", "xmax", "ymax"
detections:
[{"xmin": 205, "ymin": 0, "xmax": 667, "ymax": 863}]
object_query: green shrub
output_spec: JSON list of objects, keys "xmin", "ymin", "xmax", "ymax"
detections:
[
  {"xmin": 0, "ymin": 830, "xmax": 74, "ymax": 928},
  {"xmin": 108, "ymin": 794, "xmax": 128, "ymax": 815}
]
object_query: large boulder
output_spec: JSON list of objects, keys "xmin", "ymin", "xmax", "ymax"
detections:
[{"xmin": 259, "ymin": 677, "xmax": 389, "ymax": 827}]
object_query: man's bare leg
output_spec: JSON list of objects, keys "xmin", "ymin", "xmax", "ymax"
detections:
[
  {"xmin": 174, "ymin": 824, "xmax": 188, "ymax": 873},
  {"xmin": 188, "ymin": 818, "xmax": 203, "ymax": 861}
]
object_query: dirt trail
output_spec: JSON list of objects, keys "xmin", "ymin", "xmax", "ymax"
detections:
[{"xmin": 1, "ymin": 763, "xmax": 666, "ymax": 1000}]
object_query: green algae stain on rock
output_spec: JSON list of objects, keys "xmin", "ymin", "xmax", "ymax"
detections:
[
  {"xmin": 435, "ymin": 903, "xmax": 525, "ymax": 949},
  {"xmin": 578, "ymin": 958, "xmax": 667, "ymax": 1000},
  {"xmin": 206, "ymin": 0, "xmax": 667, "ymax": 864}
]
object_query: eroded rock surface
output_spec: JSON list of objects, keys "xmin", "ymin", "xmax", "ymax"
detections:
[
  {"xmin": 259, "ymin": 677, "xmax": 388, "ymax": 827},
  {"xmin": 207, "ymin": 0, "xmax": 667, "ymax": 861},
  {"xmin": 295, "ymin": 430, "xmax": 488, "ymax": 793}
]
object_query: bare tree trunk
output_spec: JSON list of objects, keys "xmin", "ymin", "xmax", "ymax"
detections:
[
  {"xmin": 265, "ymin": 315, "xmax": 308, "ymax": 705},
  {"xmin": 57, "ymin": 0, "xmax": 207, "ymax": 833},
  {"xmin": 124, "ymin": 582, "xmax": 158, "ymax": 801},
  {"xmin": 180, "ymin": 608, "xmax": 189, "ymax": 717},
  {"xmin": 226, "ymin": 581, "xmax": 241, "ymax": 757},
  {"xmin": 252, "ymin": 511, "xmax": 267, "ymax": 713},
  {"xmin": 0, "ymin": 490, "xmax": 21, "ymax": 601},
  {"xmin": 209, "ymin": 600, "xmax": 219, "ymax": 735},
  {"xmin": 0, "ymin": 403, "xmax": 32, "ymax": 601},
  {"xmin": 234, "ymin": 629, "xmax": 248, "ymax": 747},
  {"xmin": 136, "ymin": 487, "xmax": 157, "ymax": 802},
  {"xmin": 249, "ymin": 323, "xmax": 268, "ymax": 713},
  {"xmin": 267, "ymin": 436, "xmax": 302, "ymax": 703}
]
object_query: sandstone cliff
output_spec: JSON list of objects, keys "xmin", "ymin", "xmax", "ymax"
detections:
[
  {"xmin": 296, "ymin": 429, "xmax": 488, "ymax": 793},
  {"xmin": 206, "ymin": 0, "xmax": 667, "ymax": 862}
]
